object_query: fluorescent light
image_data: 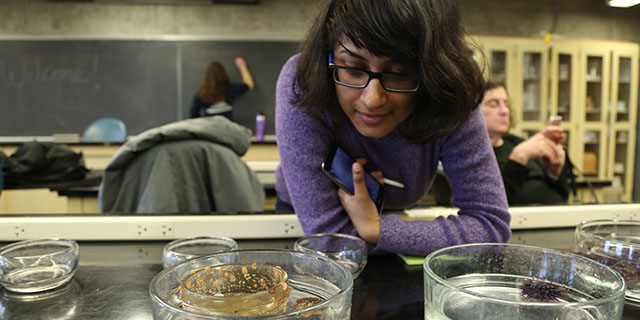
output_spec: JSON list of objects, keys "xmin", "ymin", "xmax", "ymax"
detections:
[{"xmin": 608, "ymin": 0, "xmax": 640, "ymax": 7}]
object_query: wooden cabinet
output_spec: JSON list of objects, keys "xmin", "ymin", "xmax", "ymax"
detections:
[
  {"xmin": 608, "ymin": 44, "xmax": 639, "ymax": 201},
  {"xmin": 549, "ymin": 43, "xmax": 580, "ymax": 158},
  {"xmin": 477, "ymin": 37, "xmax": 552, "ymax": 136},
  {"xmin": 473, "ymin": 35, "xmax": 639, "ymax": 202}
]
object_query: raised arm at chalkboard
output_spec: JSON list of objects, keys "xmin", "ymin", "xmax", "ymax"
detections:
[{"xmin": 235, "ymin": 57, "xmax": 255, "ymax": 90}]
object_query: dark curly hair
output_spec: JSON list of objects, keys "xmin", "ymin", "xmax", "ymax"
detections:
[{"xmin": 295, "ymin": 0, "xmax": 485, "ymax": 144}]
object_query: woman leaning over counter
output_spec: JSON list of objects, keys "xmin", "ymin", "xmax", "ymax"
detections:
[{"xmin": 274, "ymin": 0, "xmax": 510, "ymax": 256}]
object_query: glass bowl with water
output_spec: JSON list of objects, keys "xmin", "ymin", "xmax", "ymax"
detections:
[
  {"xmin": 294, "ymin": 233, "xmax": 367, "ymax": 279},
  {"xmin": 162, "ymin": 236, "xmax": 238, "ymax": 269},
  {"xmin": 150, "ymin": 249, "xmax": 353, "ymax": 319},
  {"xmin": 0, "ymin": 239, "xmax": 79, "ymax": 293},
  {"xmin": 424, "ymin": 243, "xmax": 625, "ymax": 320},
  {"xmin": 575, "ymin": 219, "xmax": 640, "ymax": 303}
]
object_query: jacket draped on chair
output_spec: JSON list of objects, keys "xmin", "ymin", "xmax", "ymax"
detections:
[{"xmin": 98, "ymin": 116, "xmax": 265, "ymax": 214}]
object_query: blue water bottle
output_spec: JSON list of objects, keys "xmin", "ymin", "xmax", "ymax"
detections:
[{"xmin": 255, "ymin": 112, "xmax": 265, "ymax": 142}]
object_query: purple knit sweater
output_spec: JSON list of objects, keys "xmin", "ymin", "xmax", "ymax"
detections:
[{"xmin": 275, "ymin": 55, "xmax": 511, "ymax": 256}]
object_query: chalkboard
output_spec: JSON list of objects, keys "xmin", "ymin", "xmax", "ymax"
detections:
[
  {"xmin": 180, "ymin": 41, "xmax": 299, "ymax": 137},
  {"xmin": 0, "ymin": 39, "xmax": 299, "ymax": 137}
]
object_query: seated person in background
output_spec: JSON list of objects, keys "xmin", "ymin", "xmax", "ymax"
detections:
[
  {"xmin": 189, "ymin": 57, "xmax": 255, "ymax": 120},
  {"xmin": 479, "ymin": 80, "xmax": 570, "ymax": 205}
]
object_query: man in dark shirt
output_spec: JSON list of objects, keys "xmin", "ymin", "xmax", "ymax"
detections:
[{"xmin": 479, "ymin": 81, "xmax": 570, "ymax": 205}]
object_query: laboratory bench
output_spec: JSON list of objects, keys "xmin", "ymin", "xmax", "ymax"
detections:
[{"xmin": 1, "ymin": 228, "xmax": 639, "ymax": 319}]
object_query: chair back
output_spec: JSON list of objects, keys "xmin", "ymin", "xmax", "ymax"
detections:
[{"xmin": 82, "ymin": 118, "xmax": 127, "ymax": 143}]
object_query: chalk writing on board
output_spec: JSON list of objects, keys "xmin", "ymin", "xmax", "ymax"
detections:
[{"xmin": 0, "ymin": 55, "xmax": 99, "ymax": 88}]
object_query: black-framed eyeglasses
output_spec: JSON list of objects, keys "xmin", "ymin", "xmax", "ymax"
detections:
[{"xmin": 328, "ymin": 53, "xmax": 419, "ymax": 93}]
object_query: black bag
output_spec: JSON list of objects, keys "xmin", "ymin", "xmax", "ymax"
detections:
[{"xmin": 1, "ymin": 141, "xmax": 89, "ymax": 185}]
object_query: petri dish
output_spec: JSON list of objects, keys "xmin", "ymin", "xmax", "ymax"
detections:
[
  {"xmin": 150, "ymin": 249, "xmax": 353, "ymax": 320},
  {"xmin": 424, "ymin": 243, "xmax": 625, "ymax": 320},
  {"xmin": 575, "ymin": 219, "xmax": 640, "ymax": 302},
  {"xmin": 179, "ymin": 263, "xmax": 291, "ymax": 316},
  {"xmin": 0, "ymin": 239, "xmax": 79, "ymax": 293},
  {"xmin": 162, "ymin": 236, "xmax": 238, "ymax": 269},
  {"xmin": 294, "ymin": 233, "xmax": 367, "ymax": 279}
]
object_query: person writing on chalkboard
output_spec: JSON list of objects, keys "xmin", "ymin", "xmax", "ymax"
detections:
[
  {"xmin": 274, "ymin": 0, "xmax": 511, "ymax": 256},
  {"xmin": 189, "ymin": 57, "xmax": 255, "ymax": 120}
]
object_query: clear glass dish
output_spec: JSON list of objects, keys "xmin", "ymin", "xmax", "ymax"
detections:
[
  {"xmin": 575, "ymin": 219, "xmax": 640, "ymax": 302},
  {"xmin": 0, "ymin": 239, "xmax": 79, "ymax": 293},
  {"xmin": 163, "ymin": 236, "xmax": 238, "ymax": 269},
  {"xmin": 294, "ymin": 233, "xmax": 367, "ymax": 279},
  {"xmin": 150, "ymin": 249, "xmax": 353, "ymax": 319},
  {"xmin": 424, "ymin": 243, "xmax": 625, "ymax": 320}
]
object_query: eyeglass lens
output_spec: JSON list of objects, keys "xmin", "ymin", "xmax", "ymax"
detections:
[{"xmin": 333, "ymin": 68, "xmax": 418, "ymax": 91}]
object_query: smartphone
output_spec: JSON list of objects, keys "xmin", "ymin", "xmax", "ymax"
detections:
[
  {"xmin": 548, "ymin": 115, "xmax": 562, "ymax": 126},
  {"xmin": 321, "ymin": 145, "xmax": 385, "ymax": 212}
]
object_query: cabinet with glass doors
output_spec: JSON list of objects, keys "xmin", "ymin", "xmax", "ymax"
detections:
[{"xmin": 475, "ymin": 35, "xmax": 638, "ymax": 203}]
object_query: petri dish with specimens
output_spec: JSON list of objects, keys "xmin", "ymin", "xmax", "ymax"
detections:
[
  {"xmin": 424, "ymin": 243, "xmax": 625, "ymax": 320},
  {"xmin": 575, "ymin": 219, "xmax": 640, "ymax": 303},
  {"xmin": 180, "ymin": 263, "xmax": 291, "ymax": 316},
  {"xmin": 0, "ymin": 239, "xmax": 79, "ymax": 293},
  {"xmin": 150, "ymin": 249, "xmax": 353, "ymax": 319},
  {"xmin": 294, "ymin": 233, "xmax": 367, "ymax": 279},
  {"xmin": 162, "ymin": 236, "xmax": 238, "ymax": 269}
]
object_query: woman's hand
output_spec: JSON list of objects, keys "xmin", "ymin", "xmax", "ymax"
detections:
[
  {"xmin": 509, "ymin": 129, "xmax": 565, "ymax": 177},
  {"xmin": 234, "ymin": 57, "xmax": 255, "ymax": 90},
  {"xmin": 540, "ymin": 124, "xmax": 564, "ymax": 144},
  {"xmin": 543, "ymin": 143, "xmax": 565, "ymax": 178},
  {"xmin": 234, "ymin": 57, "xmax": 247, "ymax": 69},
  {"xmin": 337, "ymin": 160, "xmax": 381, "ymax": 244}
]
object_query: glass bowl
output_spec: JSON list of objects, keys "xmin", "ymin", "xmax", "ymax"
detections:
[
  {"xmin": 575, "ymin": 219, "xmax": 640, "ymax": 302},
  {"xmin": 163, "ymin": 236, "xmax": 238, "ymax": 269},
  {"xmin": 294, "ymin": 233, "xmax": 367, "ymax": 279},
  {"xmin": 180, "ymin": 263, "xmax": 291, "ymax": 316},
  {"xmin": 424, "ymin": 243, "xmax": 626, "ymax": 320},
  {"xmin": 0, "ymin": 239, "xmax": 79, "ymax": 293},
  {"xmin": 150, "ymin": 249, "xmax": 353, "ymax": 320}
]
